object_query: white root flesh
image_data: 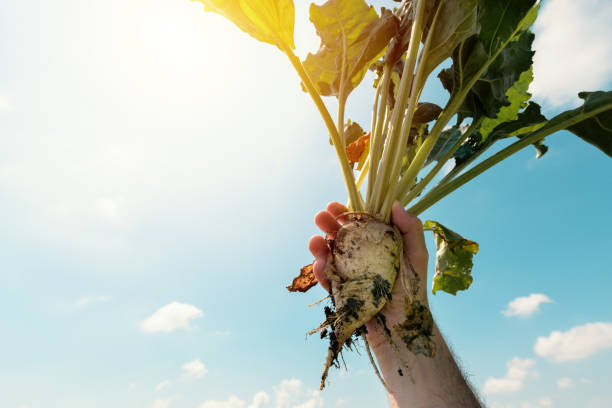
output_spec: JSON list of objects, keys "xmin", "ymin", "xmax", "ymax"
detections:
[{"xmin": 317, "ymin": 217, "xmax": 403, "ymax": 389}]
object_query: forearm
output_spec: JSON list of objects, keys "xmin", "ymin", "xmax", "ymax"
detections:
[{"xmin": 367, "ymin": 319, "xmax": 482, "ymax": 408}]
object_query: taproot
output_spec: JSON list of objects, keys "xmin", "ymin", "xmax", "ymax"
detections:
[{"xmin": 317, "ymin": 215, "xmax": 404, "ymax": 389}]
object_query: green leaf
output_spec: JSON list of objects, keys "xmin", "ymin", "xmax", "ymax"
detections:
[
  {"xmin": 496, "ymin": 102, "xmax": 549, "ymax": 157},
  {"xmin": 303, "ymin": 0, "xmax": 398, "ymax": 98},
  {"xmin": 192, "ymin": 0, "xmax": 295, "ymax": 50},
  {"xmin": 477, "ymin": 0, "xmax": 538, "ymax": 55},
  {"xmin": 421, "ymin": 0, "xmax": 478, "ymax": 79},
  {"xmin": 454, "ymin": 102, "xmax": 548, "ymax": 166},
  {"xmin": 458, "ymin": 30, "xmax": 535, "ymax": 122},
  {"xmin": 453, "ymin": 91, "xmax": 612, "ymax": 177},
  {"xmin": 423, "ymin": 221, "xmax": 478, "ymax": 295},
  {"xmin": 425, "ymin": 125, "xmax": 464, "ymax": 166},
  {"xmin": 438, "ymin": 0, "xmax": 539, "ymax": 122},
  {"xmin": 490, "ymin": 102, "xmax": 547, "ymax": 140},
  {"xmin": 510, "ymin": 91, "xmax": 611, "ymax": 157},
  {"xmin": 566, "ymin": 91, "xmax": 612, "ymax": 157},
  {"xmin": 479, "ymin": 67, "xmax": 534, "ymax": 141}
]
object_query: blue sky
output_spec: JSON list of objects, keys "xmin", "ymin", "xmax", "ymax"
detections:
[{"xmin": 0, "ymin": 0, "xmax": 611, "ymax": 407}]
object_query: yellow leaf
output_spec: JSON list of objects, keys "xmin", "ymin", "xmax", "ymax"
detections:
[
  {"xmin": 240, "ymin": 0, "xmax": 295, "ymax": 50},
  {"xmin": 192, "ymin": 0, "xmax": 295, "ymax": 50},
  {"xmin": 303, "ymin": 1, "xmax": 398, "ymax": 97}
]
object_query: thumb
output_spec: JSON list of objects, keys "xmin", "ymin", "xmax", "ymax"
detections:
[{"xmin": 391, "ymin": 201, "xmax": 429, "ymax": 276}]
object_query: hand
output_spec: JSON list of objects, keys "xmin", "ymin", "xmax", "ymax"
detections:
[
  {"xmin": 307, "ymin": 201, "xmax": 429, "ymax": 350},
  {"xmin": 308, "ymin": 202, "xmax": 482, "ymax": 407}
]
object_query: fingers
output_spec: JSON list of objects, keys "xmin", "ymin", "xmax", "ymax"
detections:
[
  {"xmin": 313, "ymin": 258, "xmax": 330, "ymax": 291},
  {"xmin": 391, "ymin": 201, "xmax": 429, "ymax": 274},
  {"xmin": 310, "ymin": 202, "xmax": 347, "ymax": 292},
  {"xmin": 326, "ymin": 202, "xmax": 348, "ymax": 223},
  {"xmin": 315, "ymin": 210, "xmax": 341, "ymax": 238},
  {"xmin": 309, "ymin": 235, "xmax": 330, "ymax": 291},
  {"xmin": 315, "ymin": 203, "xmax": 349, "ymax": 236},
  {"xmin": 308, "ymin": 234, "xmax": 329, "ymax": 259}
]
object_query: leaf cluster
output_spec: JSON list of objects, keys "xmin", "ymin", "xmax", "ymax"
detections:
[{"xmin": 194, "ymin": 0, "xmax": 612, "ymax": 297}]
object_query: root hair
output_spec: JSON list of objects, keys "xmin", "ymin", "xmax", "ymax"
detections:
[{"xmin": 363, "ymin": 333, "xmax": 390, "ymax": 393}]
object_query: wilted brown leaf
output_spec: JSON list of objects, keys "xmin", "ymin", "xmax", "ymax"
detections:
[
  {"xmin": 413, "ymin": 102, "xmax": 443, "ymax": 124},
  {"xmin": 344, "ymin": 121, "xmax": 365, "ymax": 146},
  {"xmin": 346, "ymin": 133, "xmax": 371, "ymax": 167},
  {"xmin": 287, "ymin": 263, "xmax": 319, "ymax": 292}
]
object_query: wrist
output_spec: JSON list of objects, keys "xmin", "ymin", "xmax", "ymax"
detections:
[
  {"xmin": 365, "ymin": 292, "xmax": 431, "ymax": 351},
  {"xmin": 365, "ymin": 314, "xmax": 481, "ymax": 408}
]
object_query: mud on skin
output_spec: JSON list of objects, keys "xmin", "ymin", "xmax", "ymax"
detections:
[
  {"xmin": 312, "ymin": 215, "xmax": 440, "ymax": 388},
  {"xmin": 393, "ymin": 298, "xmax": 436, "ymax": 357}
]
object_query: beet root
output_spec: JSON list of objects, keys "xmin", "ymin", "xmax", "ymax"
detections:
[{"xmin": 316, "ymin": 216, "xmax": 403, "ymax": 389}]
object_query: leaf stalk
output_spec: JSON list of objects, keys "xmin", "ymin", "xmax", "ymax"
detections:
[
  {"xmin": 366, "ymin": 65, "xmax": 392, "ymax": 210},
  {"xmin": 285, "ymin": 49, "xmax": 363, "ymax": 211},
  {"xmin": 370, "ymin": 0, "xmax": 427, "ymax": 218},
  {"xmin": 380, "ymin": 0, "xmax": 445, "ymax": 219},
  {"xmin": 408, "ymin": 102, "xmax": 612, "ymax": 214},
  {"xmin": 399, "ymin": 118, "xmax": 482, "ymax": 206},
  {"xmin": 395, "ymin": 7, "xmax": 538, "ymax": 208}
]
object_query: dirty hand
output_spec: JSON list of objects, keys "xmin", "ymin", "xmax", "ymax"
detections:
[{"xmin": 308, "ymin": 201, "xmax": 430, "ymax": 350}]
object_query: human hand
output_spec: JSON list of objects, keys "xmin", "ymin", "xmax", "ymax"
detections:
[
  {"xmin": 308, "ymin": 201, "xmax": 430, "ymax": 350},
  {"xmin": 308, "ymin": 203, "xmax": 482, "ymax": 407}
]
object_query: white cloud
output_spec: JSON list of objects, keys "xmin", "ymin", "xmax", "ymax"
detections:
[
  {"xmin": 557, "ymin": 377, "xmax": 573, "ymax": 389},
  {"xmin": 247, "ymin": 392, "xmax": 270, "ymax": 408},
  {"xmin": 534, "ymin": 322, "xmax": 612, "ymax": 362},
  {"xmin": 294, "ymin": 395, "xmax": 324, "ymax": 408},
  {"xmin": 156, "ymin": 380, "xmax": 170, "ymax": 392},
  {"xmin": 151, "ymin": 399, "xmax": 171, "ymax": 408},
  {"xmin": 491, "ymin": 398, "xmax": 553, "ymax": 408},
  {"xmin": 198, "ymin": 379, "xmax": 322, "ymax": 408},
  {"xmin": 274, "ymin": 379, "xmax": 303, "ymax": 408},
  {"xmin": 531, "ymin": 0, "xmax": 612, "ymax": 107},
  {"xmin": 75, "ymin": 295, "xmax": 110, "ymax": 307},
  {"xmin": 198, "ymin": 378, "xmax": 326, "ymax": 408},
  {"xmin": 483, "ymin": 358, "xmax": 536, "ymax": 394},
  {"xmin": 182, "ymin": 359, "xmax": 207, "ymax": 379},
  {"xmin": 520, "ymin": 397, "xmax": 554, "ymax": 408},
  {"xmin": 502, "ymin": 294, "xmax": 553, "ymax": 317},
  {"xmin": 140, "ymin": 302, "xmax": 204, "ymax": 333},
  {"xmin": 537, "ymin": 397, "xmax": 553, "ymax": 408},
  {"xmin": 274, "ymin": 379, "xmax": 322, "ymax": 408},
  {"xmin": 198, "ymin": 392, "xmax": 270, "ymax": 408},
  {"xmin": 199, "ymin": 396, "xmax": 245, "ymax": 408}
]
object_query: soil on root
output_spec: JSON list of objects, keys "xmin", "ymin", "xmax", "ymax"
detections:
[
  {"xmin": 302, "ymin": 214, "xmax": 437, "ymax": 389},
  {"xmin": 315, "ymin": 215, "xmax": 401, "ymax": 389}
]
